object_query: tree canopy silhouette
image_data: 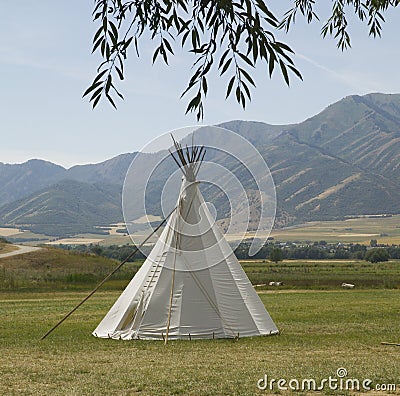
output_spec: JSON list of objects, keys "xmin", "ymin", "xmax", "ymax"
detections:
[{"xmin": 84, "ymin": 0, "xmax": 399, "ymax": 119}]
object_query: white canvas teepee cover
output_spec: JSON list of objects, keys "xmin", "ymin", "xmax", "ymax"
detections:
[{"xmin": 93, "ymin": 145, "xmax": 278, "ymax": 341}]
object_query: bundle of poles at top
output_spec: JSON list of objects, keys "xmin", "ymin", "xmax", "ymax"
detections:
[{"xmin": 169, "ymin": 135, "xmax": 206, "ymax": 181}]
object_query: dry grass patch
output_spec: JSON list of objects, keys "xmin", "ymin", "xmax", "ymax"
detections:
[{"xmin": 0, "ymin": 242, "xmax": 19, "ymax": 254}]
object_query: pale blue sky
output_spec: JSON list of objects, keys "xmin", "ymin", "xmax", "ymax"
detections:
[{"xmin": 0, "ymin": 2, "xmax": 399, "ymax": 167}]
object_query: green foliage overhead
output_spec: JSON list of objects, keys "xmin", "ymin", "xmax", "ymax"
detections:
[{"xmin": 85, "ymin": 0, "xmax": 399, "ymax": 119}]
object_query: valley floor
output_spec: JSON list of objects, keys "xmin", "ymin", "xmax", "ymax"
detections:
[
  {"xmin": 0, "ymin": 289, "xmax": 399, "ymax": 395},
  {"xmin": 3, "ymin": 214, "xmax": 400, "ymax": 246}
]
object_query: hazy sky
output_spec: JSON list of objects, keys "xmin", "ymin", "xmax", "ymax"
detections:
[{"xmin": 1, "ymin": 2, "xmax": 399, "ymax": 168}]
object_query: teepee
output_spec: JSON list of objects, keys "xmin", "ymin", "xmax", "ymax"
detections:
[{"xmin": 93, "ymin": 139, "xmax": 278, "ymax": 341}]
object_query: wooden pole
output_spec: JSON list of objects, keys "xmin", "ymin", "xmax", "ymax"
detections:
[
  {"xmin": 164, "ymin": 203, "xmax": 180, "ymax": 345},
  {"xmin": 40, "ymin": 207, "xmax": 176, "ymax": 340}
]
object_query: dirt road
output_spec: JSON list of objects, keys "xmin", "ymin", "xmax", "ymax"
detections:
[{"xmin": 0, "ymin": 245, "xmax": 42, "ymax": 259}]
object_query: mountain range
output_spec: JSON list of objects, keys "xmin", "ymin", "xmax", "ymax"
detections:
[{"xmin": 1, "ymin": 92, "xmax": 399, "ymax": 237}]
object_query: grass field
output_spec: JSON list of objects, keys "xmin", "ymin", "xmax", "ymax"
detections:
[
  {"xmin": 244, "ymin": 260, "xmax": 400, "ymax": 289},
  {"xmin": 0, "ymin": 289, "xmax": 399, "ymax": 395},
  {"xmin": 1, "ymin": 248, "xmax": 399, "ymax": 394},
  {"xmin": 0, "ymin": 248, "xmax": 141, "ymax": 291},
  {"xmin": 1, "ymin": 247, "xmax": 400, "ymax": 291}
]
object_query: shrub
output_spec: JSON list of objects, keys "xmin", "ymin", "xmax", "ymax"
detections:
[
  {"xmin": 269, "ymin": 248, "xmax": 283, "ymax": 263},
  {"xmin": 365, "ymin": 248, "xmax": 389, "ymax": 263}
]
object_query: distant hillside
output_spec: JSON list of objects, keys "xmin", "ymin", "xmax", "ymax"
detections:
[
  {"xmin": 65, "ymin": 152, "xmax": 136, "ymax": 185},
  {"xmin": 0, "ymin": 180, "xmax": 123, "ymax": 236},
  {"xmin": 0, "ymin": 154, "xmax": 135, "ymax": 208},
  {"xmin": 218, "ymin": 120, "xmax": 285, "ymax": 145},
  {"xmin": 1, "ymin": 93, "xmax": 400, "ymax": 236},
  {"xmin": 0, "ymin": 159, "xmax": 65, "ymax": 205},
  {"xmin": 266, "ymin": 94, "xmax": 400, "ymax": 220}
]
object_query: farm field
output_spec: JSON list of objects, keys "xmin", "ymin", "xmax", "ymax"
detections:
[
  {"xmin": 0, "ymin": 289, "xmax": 399, "ymax": 395},
  {"xmin": 93, "ymin": 214, "xmax": 400, "ymax": 246},
  {"xmin": 0, "ymin": 227, "xmax": 24, "ymax": 237},
  {"xmin": 270, "ymin": 215, "xmax": 400, "ymax": 245},
  {"xmin": 3, "ymin": 214, "xmax": 400, "ymax": 246}
]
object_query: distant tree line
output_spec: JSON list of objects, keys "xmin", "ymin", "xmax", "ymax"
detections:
[
  {"xmin": 57, "ymin": 244, "xmax": 147, "ymax": 262},
  {"xmin": 234, "ymin": 241, "xmax": 398, "ymax": 263},
  {"xmin": 56, "ymin": 240, "xmax": 399, "ymax": 264}
]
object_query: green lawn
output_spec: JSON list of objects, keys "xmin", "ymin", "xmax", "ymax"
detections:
[
  {"xmin": 244, "ymin": 260, "xmax": 400, "ymax": 289},
  {"xmin": 1, "ymin": 248, "xmax": 399, "ymax": 394},
  {"xmin": 1, "ymin": 289, "xmax": 399, "ymax": 395},
  {"xmin": 1, "ymin": 247, "xmax": 399, "ymax": 291}
]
